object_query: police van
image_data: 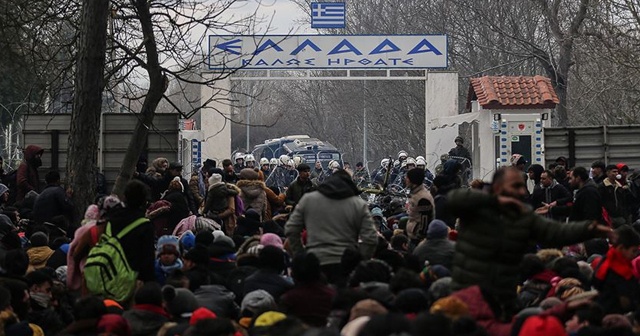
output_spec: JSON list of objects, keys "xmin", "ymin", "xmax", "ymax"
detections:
[{"xmin": 252, "ymin": 135, "xmax": 343, "ymax": 169}]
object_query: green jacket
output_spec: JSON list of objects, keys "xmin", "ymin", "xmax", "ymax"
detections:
[
  {"xmin": 285, "ymin": 178, "xmax": 316, "ymax": 206},
  {"xmin": 447, "ymin": 189, "xmax": 595, "ymax": 299}
]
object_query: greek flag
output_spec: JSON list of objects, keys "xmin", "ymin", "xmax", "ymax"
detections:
[{"xmin": 311, "ymin": 2, "xmax": 345, "ymax": 29}]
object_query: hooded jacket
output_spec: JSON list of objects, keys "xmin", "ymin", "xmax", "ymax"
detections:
[
  {"xmin": 204, "ymin": 182, "xmax": 239, "ymax": 217},
  {"xmin": 16, "ymin": 145, "xmax": 43, "ymax": 202},
  {"xmin": 285, "ymin": 173, "xmax": 378, "ymax": 265},
  {"xmin": 194, "ymin": 284, "xmax": 240, "ymax": 319},
  {"xmin": 236, "ymin": 180, "xmax": 268, "ymax": 220}
]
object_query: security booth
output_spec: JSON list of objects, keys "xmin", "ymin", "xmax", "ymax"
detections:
[{"xmin": 428, "ymin": 75, "xmax": 559, "ymax": 181}]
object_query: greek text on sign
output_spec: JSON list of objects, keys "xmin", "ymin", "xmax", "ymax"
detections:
[{"xmin": 208, "ymin": 35, "xmax": 448, "ymax": 70}]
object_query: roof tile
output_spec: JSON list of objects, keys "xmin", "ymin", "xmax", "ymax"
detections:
[{"xmin": 467, "ymin": 75, "xmax": 560, "ymax": 111}]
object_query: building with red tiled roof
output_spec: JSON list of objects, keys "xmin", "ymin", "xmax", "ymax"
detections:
[{"xmin": 466, "ymin": 75, "xmax": 559, "ymax": 111}]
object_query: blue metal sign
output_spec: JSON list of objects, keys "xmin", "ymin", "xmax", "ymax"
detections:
[
  {"xmin": 208, "ymin": 35, "xmax": 448, "ymax": 70},
  {"xmin": 191, "ymin": 139, "xmax": 201, "ymax": 165},
  {"xmin": 311, "ymin": 2, "xmax": 345, "ymax": 29}
]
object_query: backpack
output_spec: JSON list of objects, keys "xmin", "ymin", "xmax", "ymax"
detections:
[{"xmin": 84, "ymin": 217, "xmax": 149, "ymax": 302}]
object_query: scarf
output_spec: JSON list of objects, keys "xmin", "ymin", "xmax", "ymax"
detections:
[
  {"xmin": 30, "ymin": 292, "xmax": 51, "ymax": 309},
  {"xmin": 133, "ymin": 304, "xmax": 171, "ymax": 319},
  {"xmin": 595, "ymin": 247, "xmax": 634, "ymax": 281},
  {"xmin": 158, "ymin": 258, "xmax": 184, "ymax": 275}
]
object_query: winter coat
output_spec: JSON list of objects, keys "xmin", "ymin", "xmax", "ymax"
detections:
[
  {"xmin": 194, "ymin": 284, "xmax": 240, "ymax": 319},
  {"xmin": 551, "ymin": 181, "xmax": 604, "ymax": 223},
  {"xmin": 530, "ymin": 180, "xmax": 571, "ymax": 210},
  {"xmin": 136, "ymin": 173, "xmax": 199, "ymax": 214},
  {"xmin": 279, "ymin": 282, "xmax": 336, "ymax": 327},
  {"xmin": 236, "ymin": 180, "xmax": 268, "ymax": 220},
  {"xmin": 188, "ymin": 173, "xmax": 204, "ymax": 207},
  {"xmin": 243, "ymin": 269, "xmax": 294, "ymax": 302},
  {"xmin": 447, "ymin": 188, "xmax": 597, "ymax": 301},
  {"xmin": 32, "ymin": 184, "xmax": 75, "ymax": 225},
  {"xmin": 352, "ymin": 168, "xmax": 371, "ymax": 188},
  {"xmin": 412, "ymin": 238, "xmax": 455, "ymax": 270},
  {"xmin": 122, "ymin": 305, "xmax": 170, "ymax": 336},
  {"xmin": 108, "ymin": 206, "xmax": 155, "ymax": 282},
  {"xmin": 16, "ymin": 145, "xmax": 43, "ymax": 202},
  {"xmin": 598, "ymin": 178, "xmax": 631, "ymax": 224},
  {"xmin": 285, "ymin": 178, "xmax": 315, "ymax": 207},
  {"xmin": 285, "ymin": 173, "xmax": 378, "ymax": 266},
  {"xmin": 406, "ymin": 184, "xmax": 435, "ymax": 241},
  {"xmin": 204, "ymin": 182, "xmax": 239, "ymax": 219},
  {"xmin": 161, "ymin": 190, "xmax": 190, "ymax": 232}
]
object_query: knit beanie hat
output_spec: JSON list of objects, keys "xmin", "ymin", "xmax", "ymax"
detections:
[
  {"xmin": 162, "ymin": 285, "xmax": 200, "ymax": 317},
  {"xmin": 169, "ymin": 176, "xmax": 184, "ymax": 193},
  {"xmin": 254, "ymin": 311, "xmax": 287, "ymax": 327},
  {"xmin": 195, "ymin": 231, "xmax": 214, "ymax": 247},
  {"xmin": 259, "ymin": 233, "xmax": 283, "ymax": 250},
  {"xmin": 157, "ymin": 235, "xmax": 180, "ymax": 257},
  {"xmin": 406, "ymin": 168, "xmax": 425, "ymax": 185},
  {"xmin": 427, "ymin": 220, "xmax": 449, "ymax": 239},
  {"xmin": 55, "ymin": 266, "xmax": 68, "ymax": 284},
  {"xmin": 518, "ymin": 315, "xmax": 567, "ymax": 336},
  {"xmin": 208, "ymin": 173, "xmax": 223, "ymax": 186},
  {"xmin": 189, "ymin": 307, "xmax": 217, "ymax": 325},
  {"xmin": 97, "ymin": 314, "xmax": 131, "ymax": 335},
  {"xmin": 430, "ymin": 296, "xmax": 469, "ymax": 321},
  {"xmin": 371, "ymin": 207, "xmax": 384, "ymax": 219},
  {"xmin": 184, "ymin": 245, "xmax": 209, "ymax": 265},
  {"xmin": 214, "ymin": 234, "xmax": 236, "ymax": 249},
  {"xmin": 0, "ymin": 183, "xmax": 8, "ymax": 196},
  {"xmin": 349, "ymin": 299, "xmax": 388, "ymax": 321},
  {"xmin": 30, "ymin": 232, "xmax": 49, "ymax": 247},
  {"xmin": 179, "ymin": 231, "xmax": 196, "ymax": 252},
  {"xmin": 239, "ymin": 168, "xmax": 259, "ymax": 180},
  {"xmin": 394, "ymin": 288, "xmax": 429, "ymax": 314},
  {"xmin": 241, "ymin": 290, "xmax": 276, "ymax": 315}
]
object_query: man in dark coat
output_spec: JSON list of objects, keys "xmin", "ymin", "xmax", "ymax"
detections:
[
  {"xmin": 598, "ymin": 164, "xmax": 631, "ymax": 227},
  {"xmin": 32, "ymin": 170, "xmax": 74, "ymax": 226},
  {"xmin": 530, "ymin": 170, "xmax": 571, "ymax": 220},
  {"xmin": 448, "ymin": 167, "xmax": 611, "ymax": 321},
  {"xmin": 16, "ymin": 145, "xmax": 43, "ymax": 202},
  {"xmin": 285, "ymin": 164, "xmax": 315, "ymax": 210},
  {"xmin": 545, "ymin": 167, "xmax": 605, "ymax": 223}
]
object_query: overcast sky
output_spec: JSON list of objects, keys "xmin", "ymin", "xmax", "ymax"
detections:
[{"xmin": 226, "ymin": 0, "xmax": 312, "ymax": 34}]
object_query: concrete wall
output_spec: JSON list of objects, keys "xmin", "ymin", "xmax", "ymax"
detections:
[{"xmin": 22, "ymin": 113, "xmax": 179, "ymax": 191}]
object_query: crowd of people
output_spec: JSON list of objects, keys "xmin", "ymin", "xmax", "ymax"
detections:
[{"xmin": 0, "ymin": 143, "xmax": 640, "ymax": 336}]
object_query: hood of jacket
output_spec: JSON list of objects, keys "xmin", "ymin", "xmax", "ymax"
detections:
[
  {"xmin": 23, "ymin": 145, "xmax": 43, "ymax": 161},
  {"xmin": 316, "ymin": 173, "xmax": 361, "ymax": 200},
  {"xmin": 27, "ymin": 246, "xmax": 54, "ymax": 266},
  {"xmin": 236, "ymin": 180, "xmax": 266, "ymax": 199}
]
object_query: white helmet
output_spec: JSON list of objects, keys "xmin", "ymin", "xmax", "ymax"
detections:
[
  {"xmin": 405, "ymin": 157, "xmax": 416, "ymax": 167},
  {"xmin": 292, "ymin": 156, "xmax": 304, "ymax": 167},
  {"xmin": 416, "ymin": 158, "xmax": 426, "ymax": 167},
  {"xmin": 279, "ymin": 154, "xmax": 290, "ymax": 165},
  {"xmin": 393, "ymin": 160, "xmax": 401, "ymax": 168},
  {"xmin": 381, "ymin": 158, "xmax": 390, "ymax": 167},
  {"xmin": 416, "ymin": 156, "xmax": 425, "ymax": 162},
  {"xmin": 234, "ymin": 152, "xmax": 245, "ymax": 162},
  {"xmin": 328, "ymin": 160, "xmax": 340, "ymax": 170},
  {"xmin": 397, "ymin": 151, "xmax": 408, "ymax": 160},
  {"xmin": 259, "ymin": 158, "xmax": 269, "ymax": 166},
  {"xmin": 244, "ymin": 154, "xmax": 255, "ymax": 163},
  {"xmin": 287, "ymin": 159, "xmax": 295, "ymax": 168},
  {"xmin": 269, "ymin": 158, "xmax": 278, "ymax": 165}
]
